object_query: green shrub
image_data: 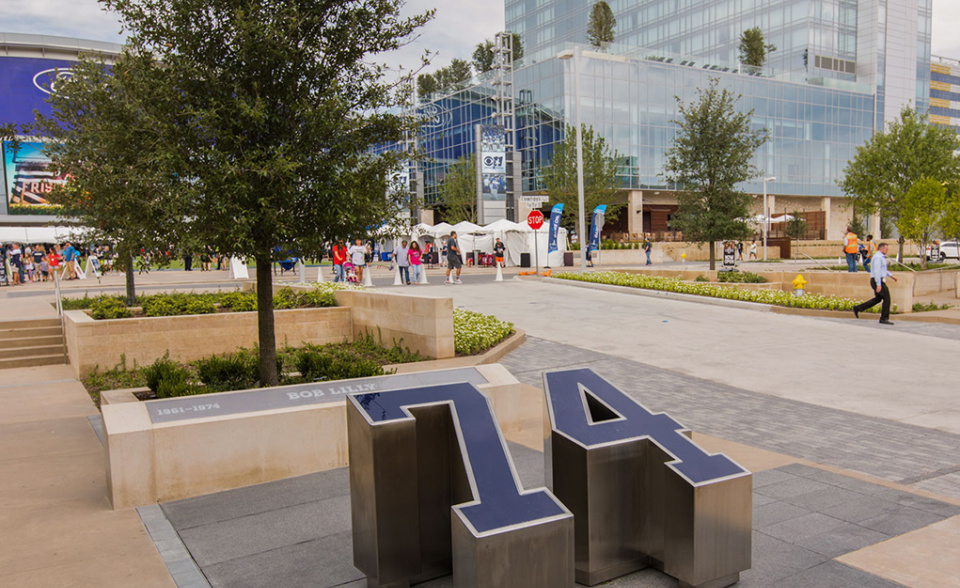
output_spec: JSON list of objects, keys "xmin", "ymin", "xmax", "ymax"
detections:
[
  {"xmin": 90, "ymin": 297, "xmax": 132, "ymax": 320},
  {"xmin": 143, "ymin": 355, "xmax": 191, "ymax": 396},
  {"xmin": 183, "ymin": 297, "xmax": 215, "ymax": 315},
  {"xmin": 219, "ymin": 291, "xmax": 257, "ymax": 312},
  {"xmin": 453, "ymin": 309, "xmax": 514, "ymax": 355},
  {"xmin": 195, "ymin": 350, "xmax": 260, "ymax": 392},
  {"xmin": 273, "ymin": 287, "xmax": 300, "ymax": 309},
  {"xmin": 912, "ymin": 302, "xmax": 951, "ymax": 312},
  {"xmin": 694, "ymin": 275, "xmax": 708, "ymax": 282},
  {"xmin": 295, "ymin": 344, "xmax": 384, "ymax": 381},
  {"xmin": 718, "ymin": 271, "xmax": 767, "ymax": 283},
  {"xmin": 142, "ymin": 297, "xmax": 181, "ymax": 317},
  {"xmin": 555, "ymin": 271, "xmax": 873, "ymax": 312}
]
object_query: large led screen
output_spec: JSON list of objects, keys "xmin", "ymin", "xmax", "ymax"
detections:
[
  {"xmin": 0, "ymin": 57, "xmax": 77, "ymax": 128},
  {"xmin": 3, "ymin": 141, "xmax": 65, "ymax": 213}
]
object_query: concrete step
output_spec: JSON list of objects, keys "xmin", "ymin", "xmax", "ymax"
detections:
[
  {"xmin": 0, "ymin": 326, "xmax": 64, "ymax": 340},
  {"xmin": 0, "ymin": 318, "xmax": 61, "ymax": 330},
  {"xmin": 0, "ymin": 335, "xmax": 64, "ymax": 349},
  {"xmin": 0, "ymin": 345, "xmax": 66, "ymax": 361},
  {"xmin": 0, "ymin": 353, "xmax": 66, "ymax": 370}
]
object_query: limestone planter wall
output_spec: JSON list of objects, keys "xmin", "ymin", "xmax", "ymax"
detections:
[
  {"xmin": 102, "ymin": 364, "xmax": 529, "ymax": 509},
  {"xmin": 335, "ymin": 289, "xmax": 454, "ymax": 360},
  {"xmin": 64, "ymin": 307, "xmax": 353, "ymax": 377},
  {"xmin": 912, "ymin": 270, "xmax": 960, "ymax": 297},
  {"xmin": 64, "ymin": 290, "xmax": 456, "ymax": 377}
]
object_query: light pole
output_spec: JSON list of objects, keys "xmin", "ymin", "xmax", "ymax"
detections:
[
  {"xmin": 762, "ymin": 176, "xmax": 776, "ymax": 261},
  {"xmin": 558, "ymin": 46, "xmax": 587, "ymax": 271}
]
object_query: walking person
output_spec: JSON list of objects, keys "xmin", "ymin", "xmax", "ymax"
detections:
[
  {"xmin": 643, "ymin": 237, "xmax": 653, "ymax": 265},
  {"xmin": 445, "ymin": 231, "xmax": 463, "ymax": 284},
  {"xmin": 861, "ymin": 235, "xmax": 876, "ymax": 272},
  {"xmin": 748, "ymin": 240, "xmax": 758, "ymax": 260},
  {"xmin": 348, "ymin": 238, "xmax": 368, "ymax": 283},
  {"xmin": 409, "ymin": 241, "xmax": 423, "ymax": 284},
  {"xmin": 393, "ymin": 240, "xmax": 411, "ymax": 285},
  {"xmin": 494, "ymin": 238, "xmax": 506, "ymax": 268},
  {"xmin": 10, "ymin": 243, "xmax": 22, "ymax": 285},
  {"xmin": 331, "ymin": 240, "xmax": 347, "ymax": 282},
  {"xmin": 737, "ymin": 241, "xmax": 744, "ymax": 261},
  {"xmin": 62, "ymin": 241, "xmax": 77, "ymax": 279},
  {"xmin": 852, "ymin": 242, "xmax": 897, "ymax": 325},
  {"xmin": 843, "ymin": 226, "xmax": 859, "ymax": 273}
]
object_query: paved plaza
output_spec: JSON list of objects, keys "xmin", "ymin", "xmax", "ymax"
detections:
[{"xmin": 2, "ymin": 266, "xmax": 960, "ymax": 587}]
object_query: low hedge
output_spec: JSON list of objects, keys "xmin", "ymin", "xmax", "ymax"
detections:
[
  {"xmin": 72, "ymin": 282, "xmax": 362, "ymax": 319},
  {"xmin": 555, "ymin": 271, "xmax": 877, "ymax": 312},
  {"xmin": 453, "ymin": 309, "xmax": 514, "ymax": 355}
]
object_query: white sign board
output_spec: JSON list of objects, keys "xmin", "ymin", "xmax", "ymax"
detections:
[{"xmin": 230, "ymin": 257, "xmax": 250, "ymax": 280}]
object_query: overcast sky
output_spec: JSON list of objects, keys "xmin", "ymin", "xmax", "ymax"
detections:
[{"xmin": 2, "ymin": 0, "xmax": 960, "ymax": 72}]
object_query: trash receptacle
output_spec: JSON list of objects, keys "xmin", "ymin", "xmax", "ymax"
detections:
[
  {"xmin": 520, "ymin": 252, "xmax": 531, "ymax": 268},
  {"xmin": 563, "ymin": 251, "xmax": 574, "ymax": 266}
]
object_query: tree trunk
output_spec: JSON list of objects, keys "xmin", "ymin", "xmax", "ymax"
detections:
[
  {"xmin": 124, "ymin": 255, "xmax": 137, "ymax": 306},
  {"xmin": 709, "ymin": 241, "xmax": 716, "ymax": 270},
  {"xmin": 255, "ymin": 252, "xmax": 278, "ymax": 386},
  {"xmin": 898, "ymin": 235, "xmax": 905, "ymax": 265}
]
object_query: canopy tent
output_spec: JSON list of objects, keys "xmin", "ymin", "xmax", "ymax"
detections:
[
  {"xmin": 400, "ymin": 220, "xmax": 567, "ymax": 267},
  {"xmin": 0, "ymin": 225, "xmax": 87, "ymax": 244},
  {"xmin": 769, "ymin": 214, "xmax": 795, "ymax": 223},
  {"xmin": 452, "ymin": 221, "xmax": 484, "ymax": 235}
]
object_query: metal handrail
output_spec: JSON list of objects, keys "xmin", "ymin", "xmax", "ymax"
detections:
[{"xmin": 798, "ymin": 252, "xmax": 838, "ymax": 272}]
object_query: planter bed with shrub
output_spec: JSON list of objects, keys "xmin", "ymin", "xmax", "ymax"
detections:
[
  {"xmin": 86, "ymin": 308, "xmax": 515, "ymax": 404},
  {"xmin": 555, "ymin": 270, "xmax": 877, "ymax": 313},
  {"xmin": 63, "ymin": 282, "xmax": 360, "ymax": 319}
]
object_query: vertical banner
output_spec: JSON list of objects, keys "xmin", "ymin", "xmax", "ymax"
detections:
[
  {"xmin": 478, "ymin": 125, "xmax": 507, "ymax": 224},
  {"xmin": 548, "ymin": 203, "xmax": 564, "ymax": 254},
  {"xmin": 588, "ymin": 205, "xmax": 607, "ymax": 253}
]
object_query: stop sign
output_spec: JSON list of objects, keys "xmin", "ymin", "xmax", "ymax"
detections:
[{"xmin": 527, "ymin": 210, "xmax": 544, "ymax": 230}]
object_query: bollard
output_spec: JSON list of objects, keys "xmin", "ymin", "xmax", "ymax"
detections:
[
  {"xmin": 316, "ymin": 264, "xmax": 326, "ymax": 282},
  {"xmin": 362, "ymin": 265, "xmax": 373, "ymax": 287},
  {"xmin": 418, "ymin": 265, "xmax": 429, "ymax": 284},
  {"xmin": 495, "ymin": 262, "xmax": 503, "ymax": 282},
  {"xmin": 393, "ymin": 263, "xmax": 403, "ymax": 286}
]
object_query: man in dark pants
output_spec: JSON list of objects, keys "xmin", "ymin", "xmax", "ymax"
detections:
[{"xmin": 853, "ymin": 242, "xmax": 897, "ymax": 324}]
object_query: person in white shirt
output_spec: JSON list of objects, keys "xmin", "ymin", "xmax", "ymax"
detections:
[
  {"xmin": 348, "ymin": 239, "xmax": 368, "ymax": 283},
  {"xmin": 852, "ymin": 242, "xmax": 897, "ymax": 324}
]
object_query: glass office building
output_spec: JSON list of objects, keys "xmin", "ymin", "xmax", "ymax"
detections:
[
  {"xmin": 412, "ymin": 1, "xmax": 935, "ymax": 239},
  {"xmin": 930, "ymin": 55, "xmax": 960, "ymax": 131}
]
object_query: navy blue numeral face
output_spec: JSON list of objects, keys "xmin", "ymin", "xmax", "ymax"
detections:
[
  {"xmin": 544, "ymin": 369, "xmax": 746, "ymax": 485},
  {"xmin": 354, "ymin": 383, "xmax": 566, "ymax": 533}
]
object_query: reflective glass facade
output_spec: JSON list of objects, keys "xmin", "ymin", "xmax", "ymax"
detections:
[
  {"xmin": 515, "ymin": 50, "xmax": 874, "ymax": 197},
  {"xmin": 929, "ymin": 56, "xmax": 960, "ymax": 131}
]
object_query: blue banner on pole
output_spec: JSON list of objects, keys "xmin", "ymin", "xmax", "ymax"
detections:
[
  {"xmin": 547, "ymin": 203, "xmax": 563, "ymax": 253},
  {"xmin": 587, "ymin": 205, "xmax": 607, "ymax": 253}
]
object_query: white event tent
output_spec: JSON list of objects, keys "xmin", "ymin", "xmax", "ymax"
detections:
[{"xmin": 397, "ymin": 220, "xmax": 567, "ymax": 267}]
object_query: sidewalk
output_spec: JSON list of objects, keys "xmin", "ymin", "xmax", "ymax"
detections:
[{"xmin": 0, "ymin": 364, "xmax": 173, "ymax": 587}]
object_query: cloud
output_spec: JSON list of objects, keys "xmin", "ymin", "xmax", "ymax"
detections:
[
  {"xmin": 932, "ymin": 0, "xmax": 960, "ymax": 58},
  {"xmin": 0, "ymin": 0, "xmax": 126, "ymax": 43}
]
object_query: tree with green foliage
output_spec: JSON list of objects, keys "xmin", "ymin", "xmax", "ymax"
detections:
[
  {"xmin": 543, "ymin": 124, "xmax": 622, "ymax": 232},
  {"xmin": 662, "ymin": 79, "xmax": 769, "ymax": 270},
  {"xmin": 32, "ymin": 52, "xmax": 189, "ymax": 305},
  {"xmin": 839, "ymin": 107, "xmax": 960, "ymax": 261},
  {"xmin": 941, "ymin": 183, "xmax": 960, "ymax": 257},
  {"xmin": 586, "ymin": 1, "xmax": 616, "ymax": 49},
  {"xmin": 739, "ymin": 27, "xmax": 776, "ymax": 68},
  {"xmin": 440, "ymin": 154, "xmax": 477, "ymax": 223},
  {"xmin": 78, "ymin": 0, "xmax": 431, "ymax": 387},
  {"xmin": 899, "ymin": 177, "xmax": 947, "ymax": 269},
  {"xmin": 472, "ymin": 33, "xmax": 524, "ymax": 73},
  {"xmin": 785, "ymin": 211, "xmax": 808, "ymax": 241},
  {"xmin": 417, "ymin": 58, "xmax": 474, "ymax": 98}
]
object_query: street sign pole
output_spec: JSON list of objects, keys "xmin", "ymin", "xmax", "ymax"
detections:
[{"xmin": 527, "ymin": 210, "xmax": 545, "ymax": 275}]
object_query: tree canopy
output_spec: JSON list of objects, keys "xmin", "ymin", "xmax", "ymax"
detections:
[
  {"xmin": 542, "ymin": 124, "xmax": 623, "ymax": 233},
  {"xmin": 899, "ymin": 177, "xmax": 947, "ymax": 269},
  {"xmin": 586, "ymin": 1, "xmax": 616, "ymax": 49},
  {"xmin": 738, "ymin": 27, "xmax": 776, "ymax": 68},
  {"xmin": 32, "ymin": 52, "xmax": 191, "ymax": 304},
  {"xmin": 440, "ymin": 154, "xmax": 477, "ymax": 223},
  {"xmin": 56, "ymin": 0, "xmax": 434, "ymax": 386},
  {"xmin": 472, "ymin": 33, "xmax": 524, "ymax": 73},
  {"xmin": 838, "ymin": 106, "xmax": 960, "ymax": 259},
  {"xmin": 417, "ymin": 58, "xmax": 473, "ymax": 98},
  {"xmin": 662, "ymin": 79, "xmax": 768, "ymax": 269}
]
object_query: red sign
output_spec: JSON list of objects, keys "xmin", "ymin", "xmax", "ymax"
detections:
[{"xmin": 527, "ymin": 210, "xmax": 544, "ymax": 230}]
